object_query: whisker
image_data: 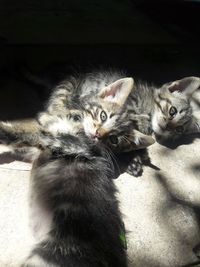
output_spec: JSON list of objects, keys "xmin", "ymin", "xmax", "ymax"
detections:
[
  {"xmin": 121, "ymin": 136, "xmax": 132, "ymax": 145},
  {"xmin": 104, "ymin": 146, "xmax": 121, "ymax": 176}
]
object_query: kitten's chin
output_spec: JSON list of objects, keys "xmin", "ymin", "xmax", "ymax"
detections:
[
  {"xmin": 152, "ymin": 121, "xmax": 172, "ymax": 142},
  {"xmin": 85, "ymin": 132, "xmax": 99, "ymax": 144},
  {"xmin": 152, "ymin": 115, "xmax": 169, "ymax": 138},
  {"xmin": 154, "ymin": 128, "xmax": 171, "ymax": 140}
]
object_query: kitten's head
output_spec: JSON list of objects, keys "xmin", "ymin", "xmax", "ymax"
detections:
[
  {"xmin": 152, "ymin": 76, "xmax": 200, "ymax": 141},
  {"xmin": 83, "ymin": 77, "xmax": 134, "ymax": 140},
  {"xmin": 102, "ymin": 128, "xmax": 155, "ymax": 153}
]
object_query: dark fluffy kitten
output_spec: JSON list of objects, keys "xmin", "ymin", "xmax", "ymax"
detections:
[{"xmin": 22, "ymin": 125, "xmax": 128, "ymax": 267}]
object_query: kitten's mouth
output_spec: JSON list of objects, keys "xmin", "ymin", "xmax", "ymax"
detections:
[
  {"xmin": 158, "ymin": 123, "xmax": 175, "ymax": 132},
  {"xmin": 87, "ymin": 133, "xmax": 99, "ymax": 143},
  {"xmin": 92, "ymin": 137, "xmax": 99, "ymax": 143},
  {"xmin": 158, "ymin": 124, "xmax": 168, "ymax": 131}
]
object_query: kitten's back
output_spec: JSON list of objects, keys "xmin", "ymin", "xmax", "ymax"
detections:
[{"xmin": 24, "ymin": 137, "xmax": 127, "ymax": 267}]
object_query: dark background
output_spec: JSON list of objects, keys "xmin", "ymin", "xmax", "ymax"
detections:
[{"xmin": 0, "ymin": 0, "xmax": 199, "ymax": 119}]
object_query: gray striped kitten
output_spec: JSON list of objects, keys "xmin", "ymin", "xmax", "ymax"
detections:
[
  {"xmin": 42, "ymin": 70, "xmax": 154, "ymax": 148},
  {"xmin": 128, "ymin": 76, "xmax": 200, "ymax": 143}
]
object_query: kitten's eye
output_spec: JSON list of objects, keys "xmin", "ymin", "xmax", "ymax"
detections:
[
  {"xmin": 100, "ymin": 110, "xmax": 107, "ymax": 122},
  {"xmin": 175, "ymin": 126, "xmax": 184, "ymax": 133},
  {"xmin": 169, "ymin": 106, "xmax": 177, "ymax": 117},
  {"xmin": 72, "ymin": 114, "xmax": 82, "ymax": 122},
  {"xmin": 108, "ymin": 135, "xmax": 119, "ymax": 145},
  {"xmin": 68, "ymin": 113, "xmax": 82, "ymax": 122}
]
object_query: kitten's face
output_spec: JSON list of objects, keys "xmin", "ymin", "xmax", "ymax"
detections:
[
  {"xmin": 152, "ymin": 91, "xmax": 192, "ymax": 140},
  {"xmin": 83, "ymin": 101, "xmax": 124, "ymax": 140},
  {"xmin": 83, "ymin": 77, "xmax": 134, "ymax": 140},
  {"xmin": 83, "ymin": 102, "xmax": 155, "ymax": 151},
  {"xmin": 102, "ymin": 128, "xmax": 155, "ymax": 153},
  {"xmin": 152, "ymin": 77, "xmax": 200, "ymax": 141}
]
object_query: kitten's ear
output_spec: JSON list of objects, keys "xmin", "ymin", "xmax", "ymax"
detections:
[
  {"xmin": 132, "ymin": 130, "xmax": 155, "ymax": 149},
  {"xmin": 99, "ymin": 77, "xmax": 134, "ymax": 106},
  {"xmin": 164, "ymin": 77, "xmax": 200, "ymax": 96}
]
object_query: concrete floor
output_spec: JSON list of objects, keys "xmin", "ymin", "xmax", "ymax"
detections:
[{"xmin": 0, "ymin": 136, "xmax": 200, "ymax": 267}]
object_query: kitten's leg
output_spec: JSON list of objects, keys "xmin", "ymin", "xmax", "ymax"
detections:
[
  {"xmin": 131, "ymin": 114, "xmax": 153, "ymax": 135},
  {"xmin": 10, "ymin": 147, "xmax": 40, "ymax": 162},
  {"xmin": 0, "ymin": 119, "xmax": 40, "ymax": 147},
  {"xmin": 124, "ymin": 129, "xmax": 154, "ymax": 177},
  {"xmin": 46, "ymin": 79, "xmax": 75, "ymax": 114},
  {"xmin": 126, "ymin": 154, "xmax": 143, "ymax": 177},
  {"xmin": 126, "ymin": 149, "xmax": 151, "ymax": 177}
]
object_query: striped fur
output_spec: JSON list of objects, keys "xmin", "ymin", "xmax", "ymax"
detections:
[
  {"xmin": 22, "ymin": 128, "xmax": 128, "ymax": 267},
  {"xmin": 44, "ymin": 71, "xmax": 200, "ymax": 143}
]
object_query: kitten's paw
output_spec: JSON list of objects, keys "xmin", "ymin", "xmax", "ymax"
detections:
[
  {"xmin": 126, "ymin": 156, "xmax": 143, "ymax": 177},
  {"xmin": 21, "ymin": 255, "xmax": 53, "ymax": 267}
]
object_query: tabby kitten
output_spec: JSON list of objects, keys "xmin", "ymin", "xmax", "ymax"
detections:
[
  {"xmin": 22, "ymin": 113, "xmax": 128, "ymax": 267},
  {"xmin": 43, "ymin": 70, "xmax": 155, "ymax": 148},
  {"xmin": 128, "ymin": 76, "xmax": 200, "ymax": 142}
]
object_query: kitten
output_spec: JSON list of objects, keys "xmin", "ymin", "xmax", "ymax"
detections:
[
  {"xmin": 128, "ymin": 76, "xmax": 200, "ymax": 143},
  {"xmin": 22, "ymin": 113, "xmax": 128, "ymax": 267},
  {"xmin": 42, "ymin": 70, "xmax": 154, "ymax": 148},
  {"xmin": 0, "ymin": 119, "xmax": 41, "ymax": 161}
]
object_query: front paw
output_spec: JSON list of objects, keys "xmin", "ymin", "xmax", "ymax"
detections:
[
  {"xmin": 126, "ymin": 156, "xmax": 143, "ymax": 177},
  {"xmin": 21, "ymin": 255, "xmax": 51, "ymax": 267}
]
